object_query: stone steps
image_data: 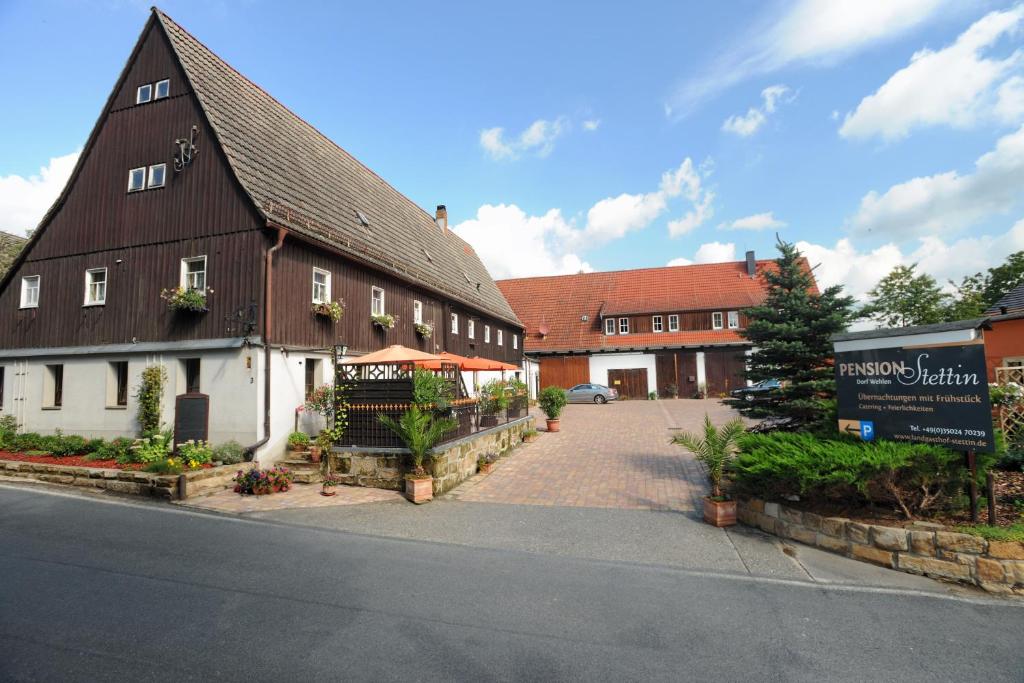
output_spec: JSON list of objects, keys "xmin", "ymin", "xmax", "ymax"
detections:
[{"xmin": 279, "ymin": 457, "xmax": 322, "ymax": 485}]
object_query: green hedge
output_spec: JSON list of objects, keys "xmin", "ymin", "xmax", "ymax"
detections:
[{"xmin": 732, "ymin": 433, "xmax": 995, "ymax": 519}]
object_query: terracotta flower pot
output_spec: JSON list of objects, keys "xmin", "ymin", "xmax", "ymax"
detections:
[
  {"xmin": 523, "ymin": 434, "xmax": 538, "ymax": 443},
  {"xmin": 546, "ymin": 418, "xmax": 561, "ymax": 432},
  {"xmin": 479, "ymin": 462, "xmax": 495, "ymax": 474},
  {"xmin": 405, "ymin": 476, "xmax": 434, "ymax": 504},
  {"xmin": 703, "ymin": 497, "xmax": 737, "ymax": 527},
  {"xmin": 320, "ymin": 488, "xmax": 337, "ymax": 497},
  {"xmin": 309, "ymin": 446, "xmax": 322, "ymax": 463}
]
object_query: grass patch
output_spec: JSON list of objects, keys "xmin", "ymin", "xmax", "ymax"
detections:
[{"xmin": 953, "ymin": 523, "xmax": 1024, "ymax": 542}]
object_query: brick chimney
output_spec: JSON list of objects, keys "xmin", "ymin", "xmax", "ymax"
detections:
[
  {"xmin": 745, "ymin": 250, "xmax": 756, "ymax": 277},
  {"xmin": 435, "ymin": 205, "xmax": 448, "ymax": 233}
]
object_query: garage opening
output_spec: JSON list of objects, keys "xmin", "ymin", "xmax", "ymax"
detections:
[{"xmin": 607, "ymin": 368, "xmax": 648, "ymax": 399}]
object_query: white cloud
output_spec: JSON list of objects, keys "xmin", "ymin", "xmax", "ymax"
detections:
[
  {"xmin": 722, "ymin": 85, "xmax": 793, "ymax": 137},
  {"xmin": 797, "ymin": 219, "xmax": 1024, "ymax": 300},
  {"xmin": 0, "ymin": 150, "xmax": 79, "ymax": 235},
  {"xmin": 849, "ymin": 123, "xmax": 1024, "ymax": 238},
  {"xmin": 666, "ymin": 0, "xmax": 947, "ymax": 119},
  {"xmin": 667, "ymin": 242, "xmax": 737, "ymax": 267},
  {"xmin": 840, "ymin": 6, "xmax": 1024, "ymax": 140},
  {"xmin": 479, "ymin": 116, "xmax": 569, "ymax": 160},
  {"xmin": 582, "ymin": 119, "xmax": 601, "ymax": 131},
  {"xmin": 455, "ymin": 157, "xmax": 716, "ymax": 276},
  {"xmin": 452, "ymin": 204, "xmax": 591, "ymax": 279},
  {"xmin": 722, "ymin": 211, "xmax": 786, "ymax": 231}
]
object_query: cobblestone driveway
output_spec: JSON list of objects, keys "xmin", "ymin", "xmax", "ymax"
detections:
[{"xmin": 456, "ymin": 399, "xmax": 743, "ymax": 511}]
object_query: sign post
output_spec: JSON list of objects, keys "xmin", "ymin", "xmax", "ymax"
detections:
[{"xmin": 834, "ymin": 341, "xmax": 994, "ymax": 521}]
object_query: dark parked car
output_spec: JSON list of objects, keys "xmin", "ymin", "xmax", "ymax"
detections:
[
  {"xmin": 566, "ymin": 384, "xmax": 619, "ymax": 404},
  {"xmin": 730, "ymin": 379, "xmax": 781, "ymax": 402}
]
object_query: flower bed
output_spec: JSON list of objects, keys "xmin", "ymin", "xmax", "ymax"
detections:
[{"xmin": 0, "ymin": 451, "xmax": 143, "ymax": 470}]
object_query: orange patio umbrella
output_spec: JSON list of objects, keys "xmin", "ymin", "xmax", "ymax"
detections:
[
  {"xmin": 414, "ymin": 352, "xmax": 517, "ymax": 372},
  {"xmin": 343, "ymin": 344, "xmax": 445, "ymax": 365}
]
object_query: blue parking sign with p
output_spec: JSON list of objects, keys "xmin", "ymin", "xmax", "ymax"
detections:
[{"xmin": 860, "ymin": 421, "xmax": 875, "ymax": 441}]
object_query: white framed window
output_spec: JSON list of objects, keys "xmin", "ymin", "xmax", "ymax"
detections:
[
  {"xmin": 311, "ymin": 268, "xmax": 330, "ymax": 304},
  {"xmin": 154, "ymin": 79, "xmax": 170, "ymax": 99},
  {"xmin": 497, "ymin": 329, "xmax": 503, "ymax": 346},
  {"xmin": 20, "ymin": 275, "xmax": 40, "ymax": 308},
  {"xmin": 84, "ymin": 268, "xmax": 107, "ymax": 306},
  {"xmin": 513, "ymin": 334, "xmax": 519, "ymax": 350},
  {"xmin": 668, "ymin": 314, "xmax": 679, "ymax": 332},
  {"xmin": 371, "ymin": 287, "xmax": 385, "ymax": 316},
  {"xmin": 136, "ymin": 83, "xmax": 152, "ymax": 104},
  {"xmin": 451, "ymin": 313, "xmax": 459, "ymax": 334},
  {"xmin": 181, "ymin": 256, "xmax": 207, "ymax": 292},
  {"xmin": 712, "ymin": 312, "xmax": 724, "ymax": 330},
  {"xmin": 413, "ymin": 300, "xmax": 423, "ymax": 324},
  {"xmin": 468, "ymin": 319, "xmax": 476, "ymax": 339},
  {"xmin": 484, "ymin": 325, "xmax": 490, "ymax": 343},
  {"xmin": 727, "ymin": 311, "xmax": 740, "ymax": 329},
  {"xmin": 605, "ymin": 318, "xmax": 616, "ymax": 335},
  {"xmin": 128, "ymin": 167, "xmax": 146, "ymax": 192},
  {"xmin": 148, "ymin": 163, "xmax": 166, "ymax": 188},
  {"xmin": 619, "ymin": 317, "xmax": 629, "ymax": 334},
  {"xmin": 652, "ymin": 315, "xmax": 663, "ymax": 333}
]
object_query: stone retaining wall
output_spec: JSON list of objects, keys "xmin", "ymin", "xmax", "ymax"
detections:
[
  {"xmin": 0, "ymin": 459, "xmax": 240, "ymax": 500},
  {"xmin": 738, "ymin": 498, "xmax": 1024, "ymax": 595},
  {"xmin": 329, "ymin": 416, "xmax": 535, "ymax": 495}
]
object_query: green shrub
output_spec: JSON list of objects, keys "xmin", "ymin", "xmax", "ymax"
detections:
[
  {"xmin": 0, "ymin": 414, "xmax": 18, "ymax": 447},
  {"xmin": 177, "ymin": 440, "xmax": 212, "ymax": 469},
  {"xmin": 479, "ymin": 379, "xmax": 509, "ymax": 415},
  {"xmin": 732, "ymin": 432, "xmax": 995, "ymax": 519},
  {"xmin": 10, "ymin": 432, "xmax": 45, "ymax": 453},
  {"xmin": 413, "ymin": 368, "xmax": 453, "ymax": 409},
  {"xmin": 45, "ymin": 434, "xmax": 89, "ymax": 457},
  {"xmin": 212, "ymin": 440, "xmax": 246, "ymax": 465},
  {"xmin": 84, "ymin": 438, "xmax": 106, "ymax": 454},
  {"xmin": 131, "ymin": 432, "xmax": 173, "ymax": 465},
  {"xmin": 538, "ymin": 386, "xmax": 567, "ymax": 420},
  {"xmin": 144, "ymin": 457, "xmax": 183, "ymax": 475},
  {"xmin": 287, "ymin": 431, "xmax": 310, "ymax": 449}
]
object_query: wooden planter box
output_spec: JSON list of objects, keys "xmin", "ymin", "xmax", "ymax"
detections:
[
  {"xmin": 405, "ymin": 477, "xmax": 433, "ymax": 504},
  {"xmin": 703, "ymin": 497, "xmax": 737, "ymax": 527}
]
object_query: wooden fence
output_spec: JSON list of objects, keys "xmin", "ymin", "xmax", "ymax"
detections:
[{"xmin": 995, "ymin": 366, "xmax": 1024, "ymax": 442}]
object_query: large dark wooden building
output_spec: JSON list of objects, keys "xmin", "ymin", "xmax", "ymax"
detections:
[
  {"xmin": 0, "ymin": 9, "xmax": 522, "ymax": 458},
  {"xmin": 497, "ymin": 254, "xmax": 811, "ymax": 399}
]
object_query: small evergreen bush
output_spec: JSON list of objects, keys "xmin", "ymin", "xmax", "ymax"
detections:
[{"xmin": 732, "ymin": 432, "xmax": 996, "ymax": 518}]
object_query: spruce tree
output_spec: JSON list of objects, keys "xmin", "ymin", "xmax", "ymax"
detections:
[{"xmin": 732, "ymin": 237, "xmax": 856, "ymax": 430}]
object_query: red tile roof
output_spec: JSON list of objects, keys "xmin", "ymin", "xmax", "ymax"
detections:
[{"xmin": 497, "ymin": 259, "xmax": 813, "ymax": 353}]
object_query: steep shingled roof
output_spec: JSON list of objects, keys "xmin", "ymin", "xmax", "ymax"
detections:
[
  {"xmin": 986, "ymin": 280, "xmax": 1024, "ymax": 315},
  {"xmin": 153, "ymin": 10, "xmax": 519, "ymax": 326},
  {"xmin": 0, "ymin": 231, "xmax": 28, "ymax": 278},
  {"xmin": 497, "ymin": 259, "xmax": 810, "ymax": 353}
]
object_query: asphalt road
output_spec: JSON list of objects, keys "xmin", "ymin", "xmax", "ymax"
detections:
[{"xmin": 2, "ymin": 486, "xmax": 1022, "ymax": 682}]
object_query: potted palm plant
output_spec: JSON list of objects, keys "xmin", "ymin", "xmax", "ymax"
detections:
[
  {"xmin": 538, "ymin": 386, "xmax": 567, "ymax": 432},
  {"xmin": 379, "ymin": 405, "xmax": 456, "ymax": 504},
  {"xmin": 671, "ymin": 415, "xmax": 745, "ymax": 527}
]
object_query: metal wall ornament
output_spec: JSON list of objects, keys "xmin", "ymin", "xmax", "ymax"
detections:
[{"xmin": 174, "ymin": 125, "xmax": 200, "ymax": 172}]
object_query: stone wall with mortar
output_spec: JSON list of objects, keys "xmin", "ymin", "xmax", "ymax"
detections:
[
  {"xmin": 0, "ymin": 459, "xmax": 240, "ymax": 500},
  {"xmin": 329, "ymin": 416, "xmax": 535, "ymax": 494},
  {"xmin": 738, "ymin": 498, "xmax": 1024, "ymax": 596}
]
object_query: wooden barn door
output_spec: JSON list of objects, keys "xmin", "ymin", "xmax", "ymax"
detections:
[
  {"xmin": 539, "ymin": 356, "xmax": 590, "ymax": 389},
  {"xmin": 703, "ymin": 350, "xmax": 747, "ymax": 396},
  {"xmin": 608, "ymin": 368, "xmax": 649, "ymax": 399}
]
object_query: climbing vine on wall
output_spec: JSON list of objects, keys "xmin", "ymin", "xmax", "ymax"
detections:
[{"xmin": 136, "ymin": 365, "xmax": 167, "ymax": 437}]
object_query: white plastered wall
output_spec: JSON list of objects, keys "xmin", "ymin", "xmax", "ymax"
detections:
[
  {"xmin": 1, "ymin": 348, "xmax": 259, "ymax": 445},
  {"xmin": 256, "ymin": 348, "xmax": 336, "ymax": 466},
  {"xmin": 588, "ymin": 352, "xmax": 658, "ymax": 390}
]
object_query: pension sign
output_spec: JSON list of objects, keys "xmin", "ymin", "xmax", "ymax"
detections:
[{"xmin": 834, "ymin": 342, "xmax": 994, "ymax": 452}]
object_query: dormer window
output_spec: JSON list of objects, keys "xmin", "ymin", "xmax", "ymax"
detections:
[
  {"xmin": 652, "ymin": 315, "xmax": 663, "ymax": 333},
  {"xmin": 154, "ymin": 79, "xmax": 170, "ymax": 99},
  {"xmin": 668, "ymin": 314, "xmax": 679, "ymax": 332},
  {"xmin": 136, "ymin": 83, "xmax": 152, "ymax": 104},
  {"xmin": 605, "ymin": 318, "xmax": 616, "ymax": 335},
  {"xmin": 728, "ymin": 311, "xmax": 740, "ymax": 329},
  {"xmin": 619, "ymin": 318, "xmax": 629, "ymax": 334},
  {"xmin": 712, "ymin": 312, "xmax": 724, "ymax": 330},
  {"xmin": 148, "ymin": 163, "xmax": 166, "ymax": 188}
]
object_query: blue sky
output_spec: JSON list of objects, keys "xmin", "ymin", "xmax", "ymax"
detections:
[{"xmin": 1, "ymin": 0, "xmax": 1023, "ymax": 299}]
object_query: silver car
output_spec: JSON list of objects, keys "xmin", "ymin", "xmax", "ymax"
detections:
[{"xmin": 565, "ymin": 383, "xmax": 619, "ymax": 404}]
